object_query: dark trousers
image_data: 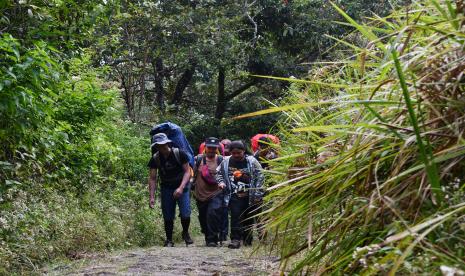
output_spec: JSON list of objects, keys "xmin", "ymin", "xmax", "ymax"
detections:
[
  {"xmin": 160, "ymin": 185, "xmax": 191, "ymax": 241},
  {"xmin": 196, "ymin": 194, "xmax": 224, "ymax": 243},
  {"xmin": 220, "ymin": 207, "xmax": 229, "ymax": 241},
  {"xmin": 229, "ymin": 194, "xmax": 250, "ymax": 241}
]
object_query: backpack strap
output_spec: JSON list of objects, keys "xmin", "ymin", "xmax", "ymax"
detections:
[
  {"xmin": 153, "ymin": 148, "xmax": 182, "ymax": 169},
  {"xmin": 195, "ymin": 154, "xmax": 204, "ymax": 168},
  {"xmin": 202, "ymin": 155, "xmax": 207, "ymax": 165},
  {"xmin": 193, "ymin": 154, "xmax": 222, "ymax": 182},
  {"xmin": 193, "ymin": 154, "xmax": 204, "ymax": 181},
  {"xmin": 172, "ymin": 148, "xmax": 181, "ymax": 166}
]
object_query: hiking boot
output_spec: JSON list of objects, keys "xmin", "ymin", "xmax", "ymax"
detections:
[
  {"xmin": 180, "ymin": 218, "xmax": 193, "ymax": 246},
  {"xmin": 182, "ymin": 231, "xmax": 194, "ymax": 246},
  {"xmin": 164, "ymin": 240, "xmax": 174, "ymax": 247},
  {"xmin": 228, "ymin": 240, "xmax": 241, "ymax": 249},
  {"xmin": 206, "ymin": 241, "xmax": 218, "ymax": 247}
]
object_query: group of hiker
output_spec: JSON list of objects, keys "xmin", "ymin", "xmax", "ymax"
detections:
[{"xmin": 147, "ymin": 122, "xmax": 278, "ymax": 249}]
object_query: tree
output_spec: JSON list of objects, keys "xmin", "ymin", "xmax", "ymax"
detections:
[
  {"xmin": 1, "ymin": 0, "xmax": 102, "ymax": 55},
  {"xmin": 91, "ymin": 0, "xmax": 402, "ymax": 128}
]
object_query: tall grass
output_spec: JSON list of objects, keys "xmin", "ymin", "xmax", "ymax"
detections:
[{"xmin": 240, "ymin": 1, "xmax": 465, "ymax": 274}]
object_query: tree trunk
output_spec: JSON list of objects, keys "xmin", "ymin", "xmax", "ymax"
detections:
[
  {"xmin": 137, "ymin": 72, "xmax": 145, "ymax": 122},
  {"xmin": 152, "ymin": 57, "xmax": 165, "ymax": 112},
  {"xmin": 121, "ymin": 73, "xmax": 134, "ymax": 121},
  {"xmin": 137, "ymin": 49, "xmax": 148, "ymax": 122},
  {"xmin": 214, "ymin": 68, "xmax": 260, "ymax": 120},
  {"xmin": 215, "ymin": 67, "xmax": 226, "ymax": 119},
  {"xmin": 170, "ymin": 62, "xmax": 196, "ymax": 106}
]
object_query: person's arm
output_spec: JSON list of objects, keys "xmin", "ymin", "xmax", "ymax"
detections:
[
  {"xmin": 148, "ymin": 168, "xmax": 158, "ymax": 208},
  {"xmin": 251, "ymin": 158, "xmax": 265, "ymax": 201},
  {"xmin": 173, "ymin": 163, "xmax": 191, "ymax": 198}
]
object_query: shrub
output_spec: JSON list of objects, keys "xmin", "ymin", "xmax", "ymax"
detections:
[
  {"xmin": 0, "ymin": 35, "xmax": 168, "ymax": 273},
  {"xmin": 247, "ymin": 1, "xmax": 465, "ymax": 274}
]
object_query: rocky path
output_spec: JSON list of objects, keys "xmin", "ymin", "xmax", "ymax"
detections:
[{"xmin": 45, "ymin": 237, "xmax": 279, "ymax": 276}]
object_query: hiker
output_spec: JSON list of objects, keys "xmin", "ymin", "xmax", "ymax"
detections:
[
  {"xmin": 253, "ymin": 136, "xmax": 278, "ymax": 169},
  {"xmin": 250, "ymin": 136, "xmax": 278, "ymax": 241},
  {"xmin": 198, "ymin": 141, "xmax": 225, "ymax": 156},
  {"xmin": 216, "ymin": 140, "xmax": 264, "ymax": 249},
  {"xmin": 192, "ymin": 137, "xmax": 225, "ymax": 247},
  {"xmin": 220, "ymin": 139, "xmax": 232, "ymax": 156},
  {"xmin": 148, "ymin": 133, "xmax": 193, "ymax": 247},
  {"xmin": 219, "ymin": 138, "xmax": 232, "ymax": 242}
]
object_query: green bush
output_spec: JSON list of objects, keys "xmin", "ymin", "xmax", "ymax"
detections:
[
  {"xmin": 0, "ymin": 35, "xmax": 169, "ymax": 273},
  {"xmin": 253, "ymin": 1, "xmax": 465, "ymax": 274}
]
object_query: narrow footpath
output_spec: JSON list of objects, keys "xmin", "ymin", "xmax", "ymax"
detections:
[{"xmin": 45, "ymin": 237, "xmax": 279, "ymax": 275}]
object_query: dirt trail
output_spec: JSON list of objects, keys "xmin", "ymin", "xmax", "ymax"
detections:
[{"xmin": 46, "ymin": 237, "xmax": 279, "ymax": 276}]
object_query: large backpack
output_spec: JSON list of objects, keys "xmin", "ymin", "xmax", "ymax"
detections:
[
  {"xmin": 150, "ymin": 122, "xmax": 195, "ymax": 167},
  {"xmin": 250, "ymin": 134, "xmax": 280, "ymax": 153}
]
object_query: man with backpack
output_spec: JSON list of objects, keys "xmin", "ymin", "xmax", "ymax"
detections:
[
  {"xmin": 192, "ymin": 137, "xmax": 225, "ymax": 247},
  {"xmin": 148, "ymin": 133, "xmax": 193, "ymax": 247}
]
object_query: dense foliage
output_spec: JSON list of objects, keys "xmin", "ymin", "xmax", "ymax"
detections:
[
  {"xmin": 0, "ymin": 34, "xmax": 180, "ymax": 273},
  {"xmin": 250, "ymin": 1, "xmax": 465, "ymax": 274}
]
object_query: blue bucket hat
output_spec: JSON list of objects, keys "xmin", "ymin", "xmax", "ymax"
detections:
[{"xmin": 151, "ymin": 133, "xmax": 172, "ymax": 148}]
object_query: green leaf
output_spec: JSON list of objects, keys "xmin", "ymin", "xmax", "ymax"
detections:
[
  {"xmin": 5, "ymin": 179, "xmax": 22, "ymax": 186},
  {"xmin": 234, "ymin": 99, "xmax": 410, "ymax": 119},
  {"xmin": 391, "ymin": 49, "xmax": 442, "ymax": 199},
  {"xmin": 330, "ymin": 2, "xmax": 386, "ymax": 53}
]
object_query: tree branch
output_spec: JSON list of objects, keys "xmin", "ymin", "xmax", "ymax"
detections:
[
  {"xmin": 244, "ymin": 0, "xmax": 258, "ymax": 46},
  {"xmin": 225, "ymin": 78, "xmax": 260, "ymax": 101},
  {"xmin": 170, "ymin": 62, "xmax": 196, "ymax": 105}
]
